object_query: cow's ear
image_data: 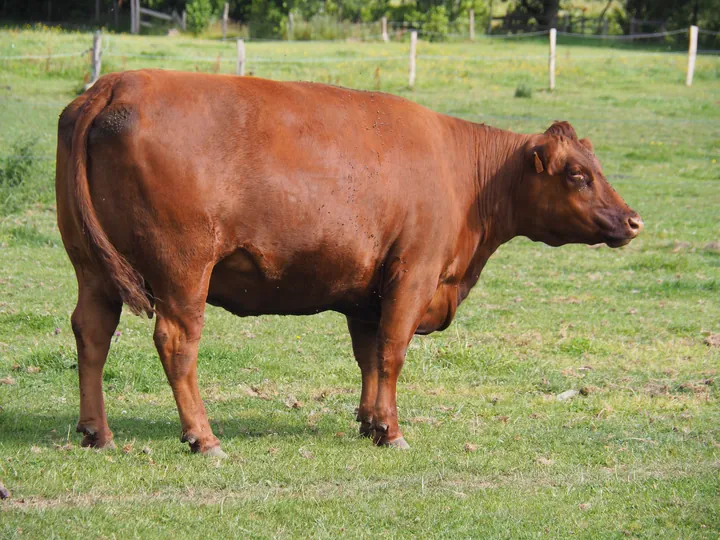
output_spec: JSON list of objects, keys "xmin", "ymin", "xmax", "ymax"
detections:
[
  {"xmin": 529, "ymin": 138, "xmax": 564, "ymax": 177},
  {"xmin": 533, "ymin": 151, "xmax": 544, "ymax": 173},
  {"xmin": 579, "ymin": 138, "xmax": 594, "ymax": 153},
  {"xmin": 545, "ymin": 120, "xmax": 578, "ymax": 141}
]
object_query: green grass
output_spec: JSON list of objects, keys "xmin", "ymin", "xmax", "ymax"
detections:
[{"xmin": 1, "ymin": 27, "xmax": 719, "ymax": 538}]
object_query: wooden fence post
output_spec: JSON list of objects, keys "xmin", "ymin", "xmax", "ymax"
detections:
[
  {"xmin": 288, "ymin": 12, "xmax": 294, "ymax": 41},
  {"xmin": 686, "ymin": 25, "xmax": 698, "ymax": 87},
  {"xmin": 469, "ymin": 9, "xmax": 475, "ymax": 40},
  {"xmin": 409, "ymin": 30, "xmax": 417, "ymax": 88},
  {"xmin": 91, "ymin": 31, "xmax": 102, "ymax": 84},
  {"xmin": 549, "ymin": 27, "xmax": 556, "ymax": 91},
  {"xmin": 487, "ymin": 0, "xmax": 493, "ymax": 34},
  {"xmin": 381, "ymin": 16, "xmax": 388, "ymax": 42},
  {"xmin": 236, "ymin": 39, "xmax": 245, "ymax": 76},
  {"xmin": 182, "ymin": 10, "xmax": 186, "ymax": 31},
  {"xmin": 132, "ymin": 0, "xmax": 141, "ymax": 34},
  {"xmin": 222, "ymin": 2, "xmax": 229, "ymax": 41}
]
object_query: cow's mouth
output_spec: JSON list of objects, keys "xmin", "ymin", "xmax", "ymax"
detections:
[
  {"xmin": 605, "ymin": 237, "xmax": 632, "ymax": 248},
  {"xmin": 598, "ymin": 213, "xmax": 643, "ymax": 248}
]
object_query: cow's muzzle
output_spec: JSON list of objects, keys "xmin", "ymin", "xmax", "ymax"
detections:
[{"xmin": 606, "ymin": 213, "xmax": 643, "ymax": 248}]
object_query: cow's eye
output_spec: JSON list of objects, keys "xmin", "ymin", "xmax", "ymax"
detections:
[{"xmin": 569, "ymin": 172, "xmax": 585, "ymax": 183}]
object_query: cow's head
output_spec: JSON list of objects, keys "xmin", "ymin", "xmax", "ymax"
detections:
[{"xmin": 515, "ymin": 121, "xmax": 642, "ymax": 248}]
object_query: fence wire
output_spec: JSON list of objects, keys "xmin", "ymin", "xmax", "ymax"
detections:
[
  {"xmin": 557, "ymin": 28, "xmax": 687, "ymax": 40},
  {"xmin": 2, "ymin": 27, "xmax": 719, "ymax": 164}
]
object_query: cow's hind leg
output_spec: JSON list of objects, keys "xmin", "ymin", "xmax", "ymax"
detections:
[
  {"xmin": 152, "ymin": 275, "xmax": 225, "ymax": 457},
  {"xmin": 347, "ymin": 318, "xmax": 379, "ymax": 437},
  {"xmin": 72, "ymin": 272, "xmax": 122, "ymax": 449}
]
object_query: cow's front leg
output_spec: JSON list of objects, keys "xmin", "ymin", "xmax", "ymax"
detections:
[
  {"xmin": 347, "ymin": 317, "xmax": 379, "ymax": 437},
  {"xmin": 372, "ymin": 273, "xmax": 437, "ymax": 449}
]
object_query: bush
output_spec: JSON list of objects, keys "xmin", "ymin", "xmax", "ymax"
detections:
[
  {"xmin": 0, "ymin": 137, "xmax": 38, "ymax": 189},
  {"xmin": 0, "ymin": 137, "xmax": 52, "ymax": 216},
  {"xmin": 514, "ymin": 83, "xmax": 532, "ymax": 98},
  {"xmin": 423, "ymin": 6, "xmax": 450, "ymax": 42},
  {"xmin": 186, "ymin": 0, "xmax": 214, "ymax": 36}
]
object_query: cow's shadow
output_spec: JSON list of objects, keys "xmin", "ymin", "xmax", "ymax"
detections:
[{"xmin": 0, "ymin": 410, "xmax": 327, "ymax": 450}]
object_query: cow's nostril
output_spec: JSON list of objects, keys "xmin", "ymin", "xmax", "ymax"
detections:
[{"xmin": 627, "ymin": 215, "xmax": 643, "ymax": 234}]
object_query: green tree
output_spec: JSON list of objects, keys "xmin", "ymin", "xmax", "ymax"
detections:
[
  {"xmin": 503, "ymin": 0, "xmax": 560, "ymax": 29},
  {"xmin": 186, "ymin": 0, "xmax": 214, "ymax": 35}
]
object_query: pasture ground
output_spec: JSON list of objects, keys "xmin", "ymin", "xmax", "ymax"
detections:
[{"xmin": 0, "ymin": 28, "xmax": 719, "ymax": 537}]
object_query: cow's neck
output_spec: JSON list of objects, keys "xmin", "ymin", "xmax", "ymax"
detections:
[{"xmin": 458, "ymin": 123, "xmax": 530, "ymax": 299}]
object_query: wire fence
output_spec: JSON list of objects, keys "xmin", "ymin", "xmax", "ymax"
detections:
[
  {"xmin": 1, "ymin": 26, "xmax": 719, "ymax": 165},
  {"xmin": 2, "ymin": 28, "xmax": 718, "ymax": 64}
]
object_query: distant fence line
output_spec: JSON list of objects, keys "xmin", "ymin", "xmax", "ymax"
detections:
[{"xmin": 2, "ymin": 25, "xmax": 716, "ymax": 90}]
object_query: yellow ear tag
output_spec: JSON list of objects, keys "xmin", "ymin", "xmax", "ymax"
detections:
[{"xmin": 533, "ymin": 152, "xmax": 544, "ymax": 174}]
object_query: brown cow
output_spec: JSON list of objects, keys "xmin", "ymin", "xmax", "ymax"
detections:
[{"xmin": 56, "ymin": 70, "xmax": 642, "ymax": 456}]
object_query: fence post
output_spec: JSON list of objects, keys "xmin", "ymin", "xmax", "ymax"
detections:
[
  {"xmin": 181, "ymin": 10, "xmax": 186, "ymax": 31},
  {"xmin": 222, "ymin": 2, "xmax": 229, "ymax": 41},
  {"xmin": 487, "ymin": 0, "xmax": 493, "ymax": 34},
  {"xmin": 91, "ymin": 31, "xmax": 102, "ymax": 85},
  {"xmin": 288, "ymin": 12, "xmax": 294, "ymax": 41},
  {"xmin": 469, "ymin": 9, "xmax": 475, "ymax": 41},
  {"xmin": 130, "ymin": 0, "xmax": 136, "ymax": 33},
  {"xmin": 548, "ymin": 27, "xmax": 556, "ymax": 91},
  {"xmin": 236, "ymin": 39, "xmax": 245, "ymax": 76},
  {"xmin": 686, "ymin": 25, "xmax": 698, "ymax": 87},
  {"xmin": 381, "ymin": 16, "xmax": 388, "ymax": 42},
  {"xmin": 409, "ymin": 30, "xmax": 417, "ymax": 88},
  {"xmin": 132, "ymin": 0, "xmax": 141, "ymax": 34}
]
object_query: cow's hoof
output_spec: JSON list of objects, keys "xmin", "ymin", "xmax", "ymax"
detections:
[
  {"xmin": 203, "ymin": 446, "xmax": 228, "ymax": 459},
  {"xmin": 358, "ymin": 421, "xmax": 374, "ymax": 438},
  {"xmin": 182, "ymin": 431, "xmax": 224, "ymax": 456},
  {"xmin": 77, "ymin": 424, "xmax": 115, "ymax": 449},
  {"xmin": 383, "ymin": 437, "xmax": 411, "ymax": 450},
  {"xmin": 372, "ymin": 422, "xmax": 409, "ymax": 449}
]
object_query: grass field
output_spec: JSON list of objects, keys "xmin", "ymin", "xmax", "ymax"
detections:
[{"xmin": 1, "ymin": 27, "xmax": 719, "ymax": 537}]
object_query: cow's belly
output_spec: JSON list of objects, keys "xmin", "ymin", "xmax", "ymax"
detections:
[
  {"xmin": 206, "ymin": 247, "xmax": 380, "ymax": 318},
  {"xmin": 207, "ymin": 248, "xmax": 463, "ymax": 332}
]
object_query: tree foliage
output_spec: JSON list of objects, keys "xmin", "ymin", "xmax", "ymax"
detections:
[
  {"xmin": 2, "ymin": 0, "xmax": 719, "ymax": 36},
  {"xmin": 503, "ymin": 0, "xmax": 560, "ymax": 29},
  {"xmin": 186, "ymin": 0, "xmax": 213, "ymax": 35}
]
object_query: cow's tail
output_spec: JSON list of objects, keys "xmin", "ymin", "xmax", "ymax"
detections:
[{"xmin": 69, "ymin": 80, "xmax": 152, "ymax": 317}]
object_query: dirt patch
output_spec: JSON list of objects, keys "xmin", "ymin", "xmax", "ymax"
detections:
[{"xmin": 672, "ymin": 241, "xmax": 691, "ymax": 253}]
